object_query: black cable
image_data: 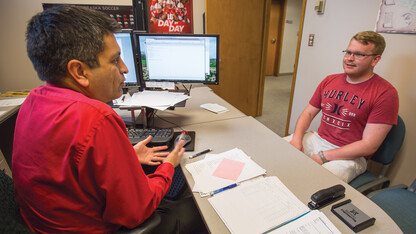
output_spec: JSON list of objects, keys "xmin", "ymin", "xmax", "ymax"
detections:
[{"xmin": 153, "ymin": 111, "xmax": 184, "ymax": 131}]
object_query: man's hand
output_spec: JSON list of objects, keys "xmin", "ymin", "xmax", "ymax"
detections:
[
  {"xmin": 163, "ymin": 140, "xmax": 186, "ymax": 168},
  {"xmin": 289, "ymin": 138, "xmax": 304, "ymax": 152},
  {"xmin": 133, "ymin": 136, "xmax": 169, "ymax": 166},
  {"xmin": 310, "ymin": 153, "xmax": 324, "ymax": 165}
]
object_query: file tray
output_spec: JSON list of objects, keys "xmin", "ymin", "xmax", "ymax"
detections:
[{"xmin": 331, "ymin": 199, "xmax": 375, "ymax": 233}]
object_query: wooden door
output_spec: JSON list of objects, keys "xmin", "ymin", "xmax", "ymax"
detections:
[
  {"xmin": 266, "ymin": 0, "xmax": 284, "ymax": 76},
  {"xmin": 205, "ymin": 0, "xmax": 270, "ymax": 117}
]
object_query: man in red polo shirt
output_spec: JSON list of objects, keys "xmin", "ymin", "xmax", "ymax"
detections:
[{"xmin": 13, "ymin": 6, "xmax": 204, "ymax": 233}]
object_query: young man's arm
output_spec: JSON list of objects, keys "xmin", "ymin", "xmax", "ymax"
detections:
[
  {"xmin": 289, "ymin": 104, "xmax": 320, "ymax": 151},
  {"xmin": 310, "ymin": 123, "xmax": 392, "ymax": 164}
]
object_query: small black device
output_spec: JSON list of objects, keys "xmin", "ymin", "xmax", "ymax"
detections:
[
  {"xmin": 127, "ymin": 128, "xmax": 174, "ymax": 145},
  {"xmin": 132, "ymin": 0, "xmax": 149, "ymax": 32},
  {"xmin": 308, "ymin": 184, "xmax": 345, "ymax": 210},
  {"xmin": 174, "ymin": 131, "xmax": 192, "ymax": 147},
  {"xmin": 331, "ymin": 199, "xmax": 376, "ymax": 232}
]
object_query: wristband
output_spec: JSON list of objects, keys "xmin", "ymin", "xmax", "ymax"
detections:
[{"xmin": 318, "ymin": 151, "xmax": 329, "ymax": 163}]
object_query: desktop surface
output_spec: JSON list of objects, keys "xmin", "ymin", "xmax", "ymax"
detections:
[{"xmin": 180, "ymin": 116, "xmax": 401, "ymax": 233}]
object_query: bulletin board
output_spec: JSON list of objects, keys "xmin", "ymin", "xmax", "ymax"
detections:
[{"xmin": 376, "ymin": 0, "xmax": 416, "ymax": 34}]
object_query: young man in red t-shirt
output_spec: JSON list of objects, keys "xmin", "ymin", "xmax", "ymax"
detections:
[{"xmin": 286, "ymin": 31, "xmax": 399, "ymax": 183}]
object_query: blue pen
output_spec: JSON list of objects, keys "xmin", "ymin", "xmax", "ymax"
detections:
[{"xmin": 211, "ymin": 183, "xmax": 238, "ymax": 196}]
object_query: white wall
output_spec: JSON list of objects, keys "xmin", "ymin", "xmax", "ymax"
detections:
[
  {"xmin": 279, "ymin": 0, "xmax": 303, "ymax": 74},
  {"xmin": 289, "ymin": 0, "xmax": 416, "ymax": 186},
  {"xmin": 0, "ymin": 0, "xmax": 205, "ymax": 93}
]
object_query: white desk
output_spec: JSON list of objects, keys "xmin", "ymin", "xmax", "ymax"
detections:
[
  {"xmin": 179, "ymin": 116, "xmax": 401, "ymax": 233},
  {"xmin": 114, "ymin": 86, "xmax": 246, "ymax": 129}
]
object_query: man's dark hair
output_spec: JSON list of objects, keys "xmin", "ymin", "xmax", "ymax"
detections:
[{"xmin": 26, "ymin": 6, "xmax": 121, "ymax": 84}]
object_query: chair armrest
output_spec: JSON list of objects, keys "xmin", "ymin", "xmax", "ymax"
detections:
[
  {"xmin": 356, "ymin": 177, "xmax": 390, "ymax": 193},
  {"xmin": 409, "ymin": 178, "xmax": 416, "ymax": 193},
  {"xmin": 117, "ymin": 213, "xmax": 162, "ymax": 234},
  {"xmin": 367, "ymin": 184, "xmax": 408, "ymax": 198}
]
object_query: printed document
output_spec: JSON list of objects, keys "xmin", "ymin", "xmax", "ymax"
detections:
[
  {"xmin": 267, "ymin": 210, "xmax": 341, "ymax": 234},
  {"xmin": 185, "ymin": 148, "xmax": 266, "ymax": 195},
  {"xmin": 208, "ymin": 176, "xmax": 310, "ymax": 234}
]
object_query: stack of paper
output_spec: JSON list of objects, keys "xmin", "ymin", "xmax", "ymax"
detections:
[
  {"xmin": 200, "ymin": 103, "xmax": 229, "ymax": 114},
  {"xmin": 145, "ymin": 81, "xmax": 176, "ymax": 90},
  {"xmin": 185, "ymin": 148, "xmax": 266, "ymax": 196},
  {"xmin": 0, "ymin": 98, "xmax": 26, "ymax": 107},
  {"xmin": 208, "ymin": 176, "xmax": 341, "ymax": 234},
  {"xmin": 115, "ymin": 90, "xmax": 190, "ymax": 110}
]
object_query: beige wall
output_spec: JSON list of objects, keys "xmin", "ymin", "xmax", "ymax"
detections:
[
  {"xmin": 0, "ymin": 0, "xmax": 205, "ymax": 93},
  {"xmin": 289, "ymin": 0, "xmax": 416, "ymax": 186}
]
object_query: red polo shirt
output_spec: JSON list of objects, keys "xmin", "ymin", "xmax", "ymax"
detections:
[{"xmin": 12, "ymin": 84, "xmax": 173, "ymax": 233}]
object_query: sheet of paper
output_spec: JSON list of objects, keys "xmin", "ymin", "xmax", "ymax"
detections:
[
  {"xmin": 0, "ymin": 98, "xmax": 26, "ymax": 107},
  {"xmin": 117, "ymin": 90, "xmax": 190, "ymax": 110},
  {"xmin": 267, "ymin": 210, "xmax": 341, "ymax": 234},
  {"xmin": 212, "ymin": 158, "xmax": 245, "ymax": 181},
  {"xmin": 200, "ymin": 103, "xmax": 229, "ymax": 114},
  {"xmin": 208, "ymin": 176, "xmax": 310, "ymax": 234},
  {"xmin": 0, "ymin": 111, "xmax": 7, "ymax": 118},
  {"xmin": 185, "ymin": 148, "xmax": 266, "ymax": 194}
]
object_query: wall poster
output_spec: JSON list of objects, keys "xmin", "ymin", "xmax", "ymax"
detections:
[
  {"xmin": 42, "ymin": 4, "xmax": 135, "ymax": 30},
  {"xmin": 148, "ymin": 0, "xmax": 193, "ymax": 33},
  {"xmin": 376, "ymin": 0, "xmax": 416, "ymax": 34}
]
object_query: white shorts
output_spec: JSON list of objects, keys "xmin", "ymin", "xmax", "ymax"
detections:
[{"xmin": 284, "ymin": 131, "xmax": 367, "ymax": 183}]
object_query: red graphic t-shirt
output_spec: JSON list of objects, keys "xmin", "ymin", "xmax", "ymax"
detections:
[{"xmin": 309, "ymin": 73, "xmax": 399, "ymax": 147}]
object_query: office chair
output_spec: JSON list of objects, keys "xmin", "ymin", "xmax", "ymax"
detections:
[
  {"xmin": 0, "ymin": 169, "xmax": 33, "ymax": 233},
  {"xmin": 367, "ymin": 177, "xmax": 416, "ymax": 233},
  {"xmin": 349, "ymin": 116, "xmax": 405, "ymax": 193}
]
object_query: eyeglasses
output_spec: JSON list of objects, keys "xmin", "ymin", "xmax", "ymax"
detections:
[{"xmin": 342, "ymin": 50, "xmax": 378, "ymax": 60}]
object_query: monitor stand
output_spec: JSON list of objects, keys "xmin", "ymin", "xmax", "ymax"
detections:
[{"xmin": 119, "ymin": 106, "xmax": 148, "ymax": 129}]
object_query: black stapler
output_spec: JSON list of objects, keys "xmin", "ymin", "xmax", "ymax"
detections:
[{"xmin": 308, "ymin": 184, "xmax": 345, "ymax": 210}]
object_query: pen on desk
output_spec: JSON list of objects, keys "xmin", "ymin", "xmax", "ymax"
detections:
[
  {"xmin": 211, "ymin": 183, "xmax": 238, "ymax": 196},
  {"xmin": 121, "ymin": 95, "xmax": 125, "ymax": 102},
  {"xmin": 189, "ymin": 149, "xmax": 212, "ymax": 159}
]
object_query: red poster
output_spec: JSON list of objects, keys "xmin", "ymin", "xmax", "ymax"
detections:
[{"xmin": 148, "ymin": 0, "xmax": 193, "ymax": 34}]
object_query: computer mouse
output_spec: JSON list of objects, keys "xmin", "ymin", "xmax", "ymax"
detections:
[{"xmin": 174, "ymin": 131, "xmax": 192, "ymax": 147}]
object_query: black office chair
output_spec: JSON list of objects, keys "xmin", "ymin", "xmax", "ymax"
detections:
[
  {"xmin": 349, "ymin": 116, "xmax": 405, "ymax": 193},
  {"xmin": 0, "ymin": 169, "xmax": 33, "ymax": 233},
  {"xmin": 367, "ymin": 177, "xmax": 416, "ymax": 233},
  {"xmin": 117, "ymin": 213, "xmax": 162, "ymax": 234}
]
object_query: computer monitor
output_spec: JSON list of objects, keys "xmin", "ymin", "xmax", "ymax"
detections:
[
  {"xmin": 135, "ymin": 33, "xmax": 219, "ymax": 86},
  {"xmin": 114, "ymin": 31, "xmax": 141, "ymax": 87}
]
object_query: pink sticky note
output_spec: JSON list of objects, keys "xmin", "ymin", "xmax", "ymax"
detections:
[{"xmin": 212, "ymin": 158, "xmax": 246, "ymax": 181}]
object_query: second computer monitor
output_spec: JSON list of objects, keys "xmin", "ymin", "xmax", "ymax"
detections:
[
  {"xmin": 114, "ymin": 31, "xmax": 142, "ymax": 87},
  {"xmin": 135, "ymin": 33, "xmax": 219, "ymax": 85}
]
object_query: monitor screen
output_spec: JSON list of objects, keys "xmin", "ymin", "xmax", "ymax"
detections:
[
  {"xmin": 135, "ymin": 33, "xmax": 219, "ymax": 85},
  {"xmin": 114, "ymin": 31, "xmax": 141, "ymax": 86}
]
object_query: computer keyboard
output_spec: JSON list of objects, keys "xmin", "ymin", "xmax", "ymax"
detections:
[{"xmin": 127, "ymin": 128, "xmax": 174, "ymax": 145}]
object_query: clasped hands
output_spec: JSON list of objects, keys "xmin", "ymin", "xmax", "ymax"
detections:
[{"xmin": 289, "ymin": 139, "xmax": 324, "ymax": 165}]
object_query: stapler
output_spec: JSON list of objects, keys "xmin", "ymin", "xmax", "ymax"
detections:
[{"xmin": 308, "ymin": 184, "xmax": 345, "ymax": 210}]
